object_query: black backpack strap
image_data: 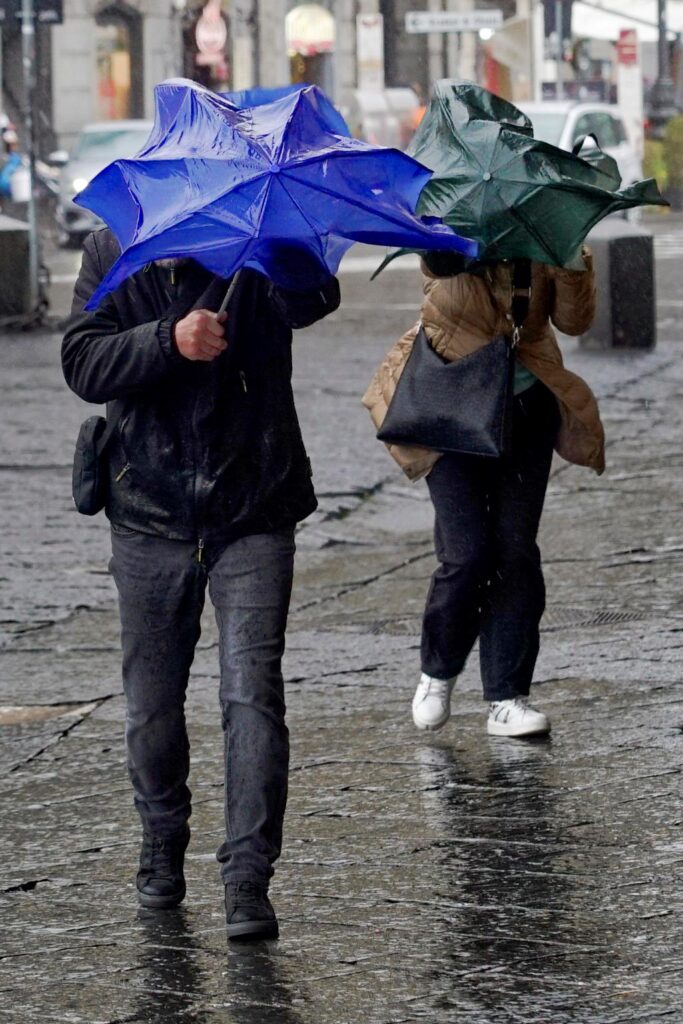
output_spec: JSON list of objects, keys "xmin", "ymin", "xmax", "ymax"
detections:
[{"xmin": 95, "ymin": 410, "xmax": 122, "ymax": 458}]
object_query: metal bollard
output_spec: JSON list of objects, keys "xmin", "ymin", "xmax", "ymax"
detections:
[
  {"xmin": 580, "ymin": 219, "xmax": 656, "ymax": 350},
  {"xmin": 0, "ymin": 213, "xmax": 31, "ymax": 319}
]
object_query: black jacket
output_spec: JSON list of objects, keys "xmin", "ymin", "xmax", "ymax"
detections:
[{"xmin": 62, "ymin": 229, "xmax": 340, "ymax": 547}]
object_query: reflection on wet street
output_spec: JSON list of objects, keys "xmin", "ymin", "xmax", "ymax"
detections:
[
  {"xmin": 133, "ymin": 909, "xmax": 208, "ymax": 1023},
  {"xmin": 414, "ymin": 739, "xmax": 599, "ymax": 1019},
  {"xmin": 223, "ymin": 944, "xmax": 306, "ymax": 1024},
  {"xmin": 131, "ymin": 909, "xmax": 305, "ymax": 1024}
]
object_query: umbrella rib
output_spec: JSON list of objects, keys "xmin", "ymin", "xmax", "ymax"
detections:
[
  {"xmin": 271, "ymin": 88, "xmax": 309, "ymax": 164},
  {"xmin": 280, "ymin": 162, "xmax": 456, "ymax": 241},
  {"xmin": 495, "ymin": 181, "xmax": 589, "ymax": 261},
  {"xmin": 130, "ymin": 167, "xmax": 274, "ymax": 245},
  {"xmin": 275, "ymin": 175, "xmax": 328, "ymax": 253}
]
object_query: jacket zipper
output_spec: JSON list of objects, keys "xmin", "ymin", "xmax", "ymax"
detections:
[
  {"xmin": 114, "ymin": 413, "xmax": 132, "ymax": 483},
  {"xmin": 171, "ymin": 263, "xmax": 205, "ymax": 565},
  {"xmin": 192, "ymin": 375, "xmax": 206, "ymax": 565}
]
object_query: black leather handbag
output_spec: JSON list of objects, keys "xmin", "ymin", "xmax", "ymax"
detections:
[
  {"xmin": 377, "ymin": 260, "xmax": 531, "ymax": 458},
  {"xmin": 72, "ymin": 414, "xmax": 120, "ymax": 516},
  {"xmin": 377, "ymin": 328, "xmax": 514, "ymax": 456}
]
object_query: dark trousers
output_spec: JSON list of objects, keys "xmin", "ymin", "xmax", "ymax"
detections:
[
  {"xmin": 109, "ymin": 527, "xmax": 295, "ymax": 885},
  {"xmin": 421, "ymin": 383, "xmax": 560, "ymax": 701}
]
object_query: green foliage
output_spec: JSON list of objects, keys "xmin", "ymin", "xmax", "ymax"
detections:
[
  {"xmin": 662, "ymin": 115, "xmax": 683, "ymax": 189},
  {"xmin": 643, "ymin": 139, "xmax": 668, "ymax": 191}
]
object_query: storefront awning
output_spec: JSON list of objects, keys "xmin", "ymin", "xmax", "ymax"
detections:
[
  {"xmin": 573, "ymin": 1, "xmax": 683, "ymax": 43},
  {"xmin": 286, "ymin": 3, "xmax": 335, "ymax": 57}
]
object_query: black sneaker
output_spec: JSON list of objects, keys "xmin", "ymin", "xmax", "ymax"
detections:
[
  {"xmin": 224, "ymin": 880, "xmax": 279, "ymax": 941},
  {"xmin": 136, "ymin": 825, "xmax": 190, "ymax": 909}
]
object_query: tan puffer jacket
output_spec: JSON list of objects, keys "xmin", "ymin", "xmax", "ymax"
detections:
[{"xmin": 362, "ymin": 253, "xmax": 605, "ymax": 480}]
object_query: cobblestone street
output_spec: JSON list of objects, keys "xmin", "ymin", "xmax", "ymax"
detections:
[{"xmin": 1, "ymin": 218, "xmax": 682, "ymax": 1023}]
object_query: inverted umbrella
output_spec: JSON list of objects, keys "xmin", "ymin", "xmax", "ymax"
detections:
[
  {"xmin": 386, "ymin": 79, "xmax": 666, "ymax": 269},
  {"xmin": 223, "ymin": 83, "xmax": 351, "ymax": 133},
  {"xmin": 222, "ymin": 84, "xmax": 308, "ymax": 109},
  {"xmin": 221, "ymin": 82, "xmax": 352, "ymax": 145},
  {"xmin": 76, "ymin": 79, "xmax": 477, "ymax": 310}
]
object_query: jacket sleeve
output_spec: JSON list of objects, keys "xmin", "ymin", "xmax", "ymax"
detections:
[
  {"xmin": 549, "ymin": 247, "xmax": 596, "ymax": 336},
  {"xmin": 61, "ymin": 234, "xmax": 181, "ymax": 405},
  {"xmin": 268, "ymin": 276, "xmax": 341, "ymax": 330}
]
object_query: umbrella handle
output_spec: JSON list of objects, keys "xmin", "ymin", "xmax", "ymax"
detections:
[{"xmin": 218, "ymin": 269, "xmax": 242, "ymax": 316}]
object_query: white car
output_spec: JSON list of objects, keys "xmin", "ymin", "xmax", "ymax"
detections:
[
  {"xmin": 517, "ymin": 102, "xmax": 643, "ymax": 188},
  {"xmin": 50, "ymin": 120, "xmax": 153, "ymax": 247}
]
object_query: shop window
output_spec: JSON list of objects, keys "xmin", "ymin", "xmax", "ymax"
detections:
[
  {"xmin": 286, "ymin": 3, "xmax": 335, "ymax": 94},
  {"xmin": 96, "ymin": 4, "xmax": 143, "ymax": 121}
]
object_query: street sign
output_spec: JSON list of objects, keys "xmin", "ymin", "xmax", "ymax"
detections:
[
  {"xmin": 405, "ymin": 10, "xmax": 503, "ymax": 34},
  {"xmin": 0, "ymin": 0, "xmax": 62, "ymax": 23},
  {"xmin": 195, "ymin": 0, "xmax": 227, "ymax": 59}
]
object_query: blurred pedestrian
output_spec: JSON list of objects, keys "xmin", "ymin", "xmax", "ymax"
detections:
[
  {"xmin": 62, "ymin": 230, "xmax": 339, "ymax": 939},
  {"xmin": 400, "ymin": 82, "xmax": 427, "ymax": 149},
  {"xmin": 363, "ymin": 248, "xmax": 604, "ymax": 737},
  {"xmin": 0, "ymin": 126, "xmax": 23, "ymax": 200}
]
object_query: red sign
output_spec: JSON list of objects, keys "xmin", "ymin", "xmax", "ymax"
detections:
[
  {"xmin": 195, "ymin": 0, "xmax": 227, "ymax": 59},
  {"xmin": 617, "ymin": 29, "xmax": 638, "ymax": 67}
]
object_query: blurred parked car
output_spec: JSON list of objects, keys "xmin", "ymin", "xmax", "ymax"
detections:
[
  {"xmin": 49, "ymin": 119, "xmax": 153, "ymax": 247},
  {"xmin": 518, "ymin": 101, "xmax": 642, "ymax": 186}
]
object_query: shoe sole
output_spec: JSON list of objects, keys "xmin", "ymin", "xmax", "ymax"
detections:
[
  {"xmin": 413, "ymin": 718, "xmax": 449, "ymax": 732},
  {"xmin": 137, "ymin": 887, "xmax": 186, "ymax": 910},
  {"xmin": 227, "ymin": 920, "xmax": 279, "ymax": 941},
  {"xmin": 487, "ymin": 720, "xmax": 551, "ymax": 738},
  {"xmin": 412, "ymin": 712, "xmax": 450, "ymax": 732}
]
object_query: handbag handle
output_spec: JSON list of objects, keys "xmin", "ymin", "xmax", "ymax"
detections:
[
  {"xmin": 420, "ymin": 260, "xmax": 532, "ymax": 347},
  {"xmin": 510, "ymin": 259, "xmax": 531, "ymax": 346}
]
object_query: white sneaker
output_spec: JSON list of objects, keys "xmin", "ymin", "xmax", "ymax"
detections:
[
  {"xmin": 487, "ymin": 697, "xmax": 550, "ymax": 738},
  {"xmin": 412, "ymin": 673, "xmax": 456, "ymax": 731}
]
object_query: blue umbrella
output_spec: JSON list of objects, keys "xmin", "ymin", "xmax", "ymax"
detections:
[
  {"xmin": 222, "ymin": 83, "xmax": 307, "ymax": 108},
  {"xmin": 221, "ymin": 82, "xmax": 352, "ymax": 137},
  {"xmin": 77, "ymin": 79, "xmax": 477, "ymax": 310}
]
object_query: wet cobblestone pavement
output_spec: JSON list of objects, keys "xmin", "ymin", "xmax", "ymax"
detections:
[{"xmin": 1, "ymin": 228, "xmax": 682, "ymax": 1022}]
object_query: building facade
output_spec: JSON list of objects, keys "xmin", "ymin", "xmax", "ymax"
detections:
[
  {"xmin": 1, "ymin": 0, "xmax": 681, "ymax": 151},
  {"xmin": 1, "ymin": 0, "xmax": 516, "ymax": 149}
]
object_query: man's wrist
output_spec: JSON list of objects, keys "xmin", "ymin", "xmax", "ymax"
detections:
[{"xmin": 157, "ymin": 316, "xmax": 184, "ymax": 364}]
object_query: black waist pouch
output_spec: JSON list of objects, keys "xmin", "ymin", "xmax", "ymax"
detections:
[{"xmin": 72, "ymin": 415, "xmax": 116, "ymax": 516}]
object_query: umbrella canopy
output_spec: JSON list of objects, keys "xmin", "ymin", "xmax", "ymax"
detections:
[
  {"xmin": 76, "ymin": 79, "xmax": 477, "ymax": 310},
  {"xmin": 221, "ymin": 82, "xmax": 351, "ymax": 137},
  {"xmin": 404, "ymin": 79, "xmax": 666, "ymax": 268},
  {"xmin": 222, "ymin": 83, "xmax": 308, "ymax": 108}
]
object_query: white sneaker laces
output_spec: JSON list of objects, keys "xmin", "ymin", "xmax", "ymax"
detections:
[
  {"xmin": 422, "ymin": 678, "xmax": 451, "ymax": 707},
  {"xmin": 490, "ymin": 697, "xmax": 532, "ymax": 719}
]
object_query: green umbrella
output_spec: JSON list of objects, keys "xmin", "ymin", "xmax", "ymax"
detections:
[{"xmin": 378, "ymin": 80, "xmax": 666, "ymax": 273}]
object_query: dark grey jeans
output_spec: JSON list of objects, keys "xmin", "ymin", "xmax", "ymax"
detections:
[{"xmin": 109, "ymin": 526, "xmax": 296, "ymax": 885}]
